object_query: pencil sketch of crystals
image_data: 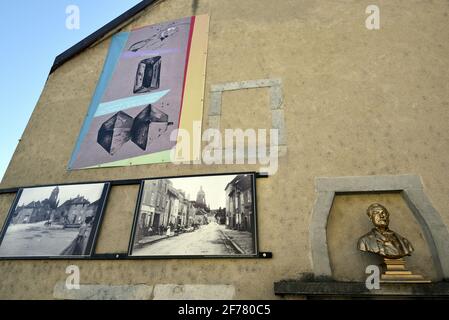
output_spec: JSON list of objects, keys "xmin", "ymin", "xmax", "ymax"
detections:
[
  {"xmin": 97, "ymin": 111, "xmax": 134, "ymax": 155},
  {"xmin": 134, "ymin": 56, "xmax": 162, "ymax": 94},
  {"xmin": 128, "ymin": 24, "xmax": 185, "ymax": 52},
  {"xmin": 97, "ymin": 105, "xmax": 173, "ymax": 155},
  {"xmin": 131, "ymin": 105, "xmax": 172, "ymax": 150}
]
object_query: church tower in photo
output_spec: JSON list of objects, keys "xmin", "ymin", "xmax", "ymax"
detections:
[{"xmin": 196, "ymin": 186, "xmax": 206, "ymax": 207}]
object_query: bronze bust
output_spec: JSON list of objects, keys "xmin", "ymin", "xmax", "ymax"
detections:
[{"xmin": 357, "ymin": 203, "xmax": 414, "ymax": 259}]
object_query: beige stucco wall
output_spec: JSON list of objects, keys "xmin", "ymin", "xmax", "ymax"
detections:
[{"xmin": 1, "ymin": 0, "xmax": 449, "ymax": 299}]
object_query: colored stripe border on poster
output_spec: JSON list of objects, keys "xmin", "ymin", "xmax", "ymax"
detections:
[
  {"xmin": 82, "ymin": 149, "xmax": 172, "ymax": 169},
  {"xmin": 178, "ymin": 16, "xmax": 196, "ymax": 126},
  {"xmin": 68, "ymin": 32, "xmax": 130, "ymax": 170},
  {"xmin": 175, "ymin": 14, "xmax": 210, "ymax": 163},
  {"xmin": 94, "ymin": 89, "xmax": 170, "ymax": 118}
]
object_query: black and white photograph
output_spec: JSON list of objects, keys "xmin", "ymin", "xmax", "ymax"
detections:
[
  {"xmin": 129, "ymin": 173, "xmax": 257, "ymax": 257},
  {"xmin": 0, "ymin": 183, "xmax": 109, "ymax": 258}
]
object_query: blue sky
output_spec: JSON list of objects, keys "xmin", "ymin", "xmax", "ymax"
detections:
[{"xmin": 0, "ymin": 0, "xmax": 141, "ymax": 182}]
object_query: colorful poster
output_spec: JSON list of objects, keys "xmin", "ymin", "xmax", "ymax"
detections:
[{"xmin": 68, "ymin": 15, "xmax": 209, "ymax": 170}]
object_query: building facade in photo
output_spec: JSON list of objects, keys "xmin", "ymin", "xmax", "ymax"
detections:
[
  {"xmin": 1, "ymin": 0, "xmax": 449, "ymax": 300},
  {"xmin": 225, "ymin": 175, "xmax": 253, "ymax": 232}
]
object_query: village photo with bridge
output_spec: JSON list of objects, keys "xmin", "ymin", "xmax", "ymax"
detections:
[
  {"xmin": 129, "ymin": 173, "xmax": 258, "ymax": 257},
  {"xmin": 0, "ymin": 183, "xmax": 109, "ymax": 258}
]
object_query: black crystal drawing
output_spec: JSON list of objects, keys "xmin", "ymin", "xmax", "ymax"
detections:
[
  {"xmin": 134, "ymin": 56, "xmax": 161, "ymax": 94},
  {"xmin": 97, "ymin": 111, "xmax": 134, "ymax": 155},
  {"xmin": 131, "ymin": 105, "xmax": 170, "ymax": 150},
  {"xmin": 97, "ymin": 105, "xmax": 173, "ymax": 155},
  {"xmin": 128, "ymin": 25, "xmax": 182, "ymax": 52}
]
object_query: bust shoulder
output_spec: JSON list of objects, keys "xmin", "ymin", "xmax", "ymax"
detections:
[{"xmin": 357, "ymin": 229, "xmax": 379, "ymax": 252}]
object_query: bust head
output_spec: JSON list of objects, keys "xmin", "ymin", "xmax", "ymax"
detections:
[
  {"xmin": 358, "ymin": 203, "xmax": 414, "ymax": 259},
  {"xmin": 367, "ymin": 203, "xmax": 389, "ymax": 230}
]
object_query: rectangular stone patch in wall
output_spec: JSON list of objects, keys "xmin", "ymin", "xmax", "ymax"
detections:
[
  {"xmin": 53, "ymin": 282, "xmax": 154, "ymax": 300},
  {"xmin": 153, "ymin": 284, "xmax": 235, "ymax": 300}
]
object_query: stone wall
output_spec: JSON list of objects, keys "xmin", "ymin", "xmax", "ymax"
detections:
[{"xmin": 1, "ymin": 0, "xmax": 449, "ymax": 299}]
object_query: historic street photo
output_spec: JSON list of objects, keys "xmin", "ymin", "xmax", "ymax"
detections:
[
  {"xmin": 0, "ymin": 183, "xmax": 109, "ymax": 258},
  {"xmin": 129, "ymin": 174, "xmax": 257, "ymax": 257}
]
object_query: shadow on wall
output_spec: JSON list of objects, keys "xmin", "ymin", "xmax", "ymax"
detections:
[
  {"xmin": 327, "ymin": 192, "xmax": 438, "ymax": 282},
  {"xmin": 192, "ymin": 0, "xmax": 199, "ymax": 15}
]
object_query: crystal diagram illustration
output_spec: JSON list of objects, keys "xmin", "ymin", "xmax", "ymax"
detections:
[
  {"xmin": 134, "ymin": 56, "xmax": 161, "ymax": 94},
  {"xmin": 131, "ymin": 105, "xmax": 171, "ymax": 150},
  {"xmin": 97, "ymin": 111, "xmax": 134, "ymax": 155},
  {"xmin": 128, "ymin": 26, "xmax": 181, "ymax": 52},
  {"xmin": 97, "ymin": 105, "xmax": 173, "ymax": 155}
]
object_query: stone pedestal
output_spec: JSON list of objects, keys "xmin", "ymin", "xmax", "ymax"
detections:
[{"xmin": 381, "ymin": 258, "xmax": 430, "ymax": 283}]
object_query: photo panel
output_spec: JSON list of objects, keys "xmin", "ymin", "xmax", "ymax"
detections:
[
  {"xmin": 0, "ymin": 182, "xmax": 110, "ymax": 258},
  {"xmin": 129, "ymin": 173, "xmax": 258, "ymax": 257}
]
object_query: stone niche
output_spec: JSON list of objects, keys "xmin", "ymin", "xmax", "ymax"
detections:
[
  {"xmin": 274, "ymin": 175, "xmax": 449, "ymax": 299},
  {"xmin": 327, "ymin": 192, "xmax": 438, "ymax": 282}
]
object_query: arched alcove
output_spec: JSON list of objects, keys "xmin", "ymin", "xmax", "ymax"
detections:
[{"xmin": 309, "ymin": 175, "xmax": 449, "ymax": 281}]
